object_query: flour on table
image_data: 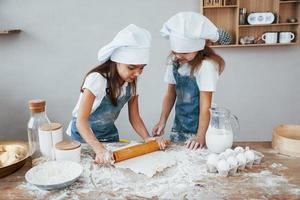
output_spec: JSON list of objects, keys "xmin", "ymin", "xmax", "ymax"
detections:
[
  {"xmin": 16, "ymin": 143, "xmax": 300, "ymax": 200},
  {"xmin": 115, "ymin": 150, "xmax": 177, "ymax": 177},
  {"xmin": 108, "ymin": 142, "xmax": 177, "ymax": 177}
]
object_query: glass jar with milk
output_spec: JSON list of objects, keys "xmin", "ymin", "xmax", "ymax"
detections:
[{"xmin": 205, "ymin": 107, "xmax": 239, "ymax": 153}]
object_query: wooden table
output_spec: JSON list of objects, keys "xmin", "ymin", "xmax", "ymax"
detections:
[{"xmin": 0, "ymin": 142, "xmax": 299, "ymax": 200}]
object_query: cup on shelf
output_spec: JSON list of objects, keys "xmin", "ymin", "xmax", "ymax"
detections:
[
  {"xmin": 279, "ymin": 32, "xmax": 295, "ymax": 43},
  {"xmin": 261, "ymin": 32, "xmax": 278, "ymax": 44}
]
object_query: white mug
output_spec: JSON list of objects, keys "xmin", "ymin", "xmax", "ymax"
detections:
[
  {"xmin": 262, "ymin": 32, "xmax": 278, "ymax": 44},
  {"xmin": 279, "ymin": 32, "xmax": 295, "ymax": 43}
]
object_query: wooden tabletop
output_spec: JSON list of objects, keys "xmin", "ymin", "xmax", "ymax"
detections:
[{"xmin": 0, "ymin": 142, "xmax": 299, "ymax": 200}]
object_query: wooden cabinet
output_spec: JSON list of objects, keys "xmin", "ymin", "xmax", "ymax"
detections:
[{"xmin": 201, "ymin": 0, "xmax": 300, "ymax": 48}]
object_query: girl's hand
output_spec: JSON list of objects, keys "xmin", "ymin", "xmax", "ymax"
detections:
[
  {"xmin": 94, "ymin": 147, "xmax": 114, "ymax": 165},
  {"xmin": 185, "ymin": 134, "xmax": 205, "ymax": 150},
  {"xmin": 144, "ymin": 136, "xmax": 166, "ymax": 150},
  {"xmin": 152, "ymin": 122, "xmax": 166, "ymax": 136}
]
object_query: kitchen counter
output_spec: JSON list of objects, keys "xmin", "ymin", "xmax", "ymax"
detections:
[{"xmin": 0, "ymin": 142, "xmax": 299, "ymax": 199}]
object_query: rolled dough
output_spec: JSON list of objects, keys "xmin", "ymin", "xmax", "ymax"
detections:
[{"xmin": 112, "ymin": 143, "xmax": 176, "ymax": 177}]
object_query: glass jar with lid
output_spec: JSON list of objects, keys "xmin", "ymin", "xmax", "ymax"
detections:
[{"xmin": 27, "ymin": 99, "xmax": 51, "ymax": 162}]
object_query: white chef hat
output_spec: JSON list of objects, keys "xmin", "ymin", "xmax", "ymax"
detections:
[
  {"xmin": 97, "ymin": 24, "xmax": 151, "ymax": 65},
  {"xmin": 161, "ymin": 12, "xmax": 219, "ymax": 53}
]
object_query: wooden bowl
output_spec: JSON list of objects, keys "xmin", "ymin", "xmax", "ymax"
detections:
[
  {"xmin": 272, "ymin": 125, "xmax": 300, "ymax": 157},
  {"xmin": 0, "ymin": 140, "xmax": 30, "ymax": 178}
]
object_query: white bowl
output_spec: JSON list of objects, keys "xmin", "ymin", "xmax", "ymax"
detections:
[{"xmin": 25, "ymin": 161, "xmax": 83, "ymax": 190}]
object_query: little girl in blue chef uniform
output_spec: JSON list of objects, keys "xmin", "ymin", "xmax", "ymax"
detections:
[
  {"xmin": 68, "ymin": 24, "xmax": 165, "ymax": 164},
  {"xmin": 153, "ymin": 12, "xmax": 225, "ymax": 150}
]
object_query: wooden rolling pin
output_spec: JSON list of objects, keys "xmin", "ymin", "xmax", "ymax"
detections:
[{"xmin": 113, "ymin": 140, "xmax": 171, "ymax": 163}]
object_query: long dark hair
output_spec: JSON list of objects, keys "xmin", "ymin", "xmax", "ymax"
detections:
[
  {"xmin": 81, "ymin": 60, "xmax": 136, "ymax": 106},
  {"xmin": 170, "ymin": 44, "xmax": 225, "ymax": 75}
]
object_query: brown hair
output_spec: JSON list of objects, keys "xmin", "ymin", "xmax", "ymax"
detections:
[
  {"xmin": 80, "ymin": 60, "xmax": 136, "ymax": 106},
  {"xmin": 170, "ymin": 44, "xmax": 225, "ymax": 76}
]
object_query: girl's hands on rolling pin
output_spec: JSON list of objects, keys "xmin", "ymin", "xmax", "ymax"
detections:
[
  {"xmin": 185, "ymin": 134, "xmax": 205, "ymax": 150},
  {"xmin": 144, "ymin": 136, "xmax": 166, "ymax": 150},
  {"xmin": 152, "ymin": 122, "xmax": 166, "ymax": 137},
  {"xmin": 94, "ymin": 147, "xmax": 114, "ymax": 165}
]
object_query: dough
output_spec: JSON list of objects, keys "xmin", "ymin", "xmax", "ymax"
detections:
[
  {"xmin": 112, "ymin": 143, "xmax": 176, "ymax": 177},
  {"xmin": 0, "ymin": 145, "xmax": 26, "ymax": 167}
]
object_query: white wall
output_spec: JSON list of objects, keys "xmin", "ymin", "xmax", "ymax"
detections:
[{"xmin": 1, "ymin": 0, "xmax": 299, "ymax": 142}]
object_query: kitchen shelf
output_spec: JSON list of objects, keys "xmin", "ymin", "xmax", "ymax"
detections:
[
  {"xmin": 0, "ymin": 29, "xmax": 21, "ymax": 35},
  {"xmin": 279, "ymin": 0, "xmax": 300, "ymax": 4},
  {"xmin": 211, "ymin": 42, "xmax": 298, "ymax": 48},
  {"xmin": 203, "ymin": 5, "xmax": 238, "ymax": 8},
  {"xmin": 239, "ymin": 23, "xmax": 299, "ymax": 27},
  {"xmin": 201, "ymin": 0, "xmax": 300, "ymax": 48}
]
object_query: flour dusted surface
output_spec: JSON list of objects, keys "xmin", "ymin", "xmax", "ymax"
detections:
[{"xmin": 17, "ymin": 143, "xmax": 300, "ymax": 199}]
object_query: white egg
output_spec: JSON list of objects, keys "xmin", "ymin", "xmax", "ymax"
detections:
[
  {"xmin": 244, "ymin": 150, "xmax": 255, "ymax": 162},
  {"xmin": 217, "ymin": 159, "xmax": 230, "ymax": 171},
  {"xmin": 236, "ymin": 153, "xmax": 247, "ymax": 165},
  {"xmin": 206, "ymin": 153, "xmax": 219, "ymax": 173},
  {"xmin": 224, "ymin": 148, "xmax": 234, "ymax": 158},
  {"xmin": 227, "ymin": 156, "xmax": 238, "ymax": 167},
  {"xmin": 218, "ymin": 152, "xmax": 227, "ymax": 160},
  {"xmin": 207, "ymin": 153, "xmax": 219, "ymax": 166},
  {"xmin": 234, "ymin": 146, "xmax": 244, "ymax": 154}
]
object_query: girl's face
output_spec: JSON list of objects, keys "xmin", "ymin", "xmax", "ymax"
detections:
[
  {"xmin": 173, "ymin": 51, "xmax": 198, "ymax": 63},
  {"xmin": 116, "ymin": 63, "xmax": 145, "ymax": 82}
]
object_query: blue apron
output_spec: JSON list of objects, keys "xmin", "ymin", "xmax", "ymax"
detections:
[
  {"xmin": 170, "ymin": 62, "xmax": 200, "ymax": 142},
  {"xmin": 71, "ymin": 83, "xmax": 132, "ymax": 143}
]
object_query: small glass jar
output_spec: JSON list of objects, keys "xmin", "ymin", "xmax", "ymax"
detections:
[
  {"xmin": 239, "ymin": 8, "xmax": 247, "ymax": 25},
  {"xmin": 27, "ymin": 99, "xmax": 51, "ymax": 163}
]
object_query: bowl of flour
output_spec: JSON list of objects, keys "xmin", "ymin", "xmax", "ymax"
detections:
[{"xmin": 25, "ymin": 161, "xmax": 83, "ymax": 190}]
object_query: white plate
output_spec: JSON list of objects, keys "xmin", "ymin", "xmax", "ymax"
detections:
[
  {"xmin": 25, "ymin": 161, "xmax": 83, "ymax": 190},
  {"xmin": 247, "ymin": 12, "xmax": 275, "ymax": 25}
]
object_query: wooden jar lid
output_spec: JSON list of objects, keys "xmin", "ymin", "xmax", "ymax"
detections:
[
  {"xmin": 39, "ymin": 123, "xmax": 62, "ymax": 132},
  {"xmin": 55, "ymin": 140, "xmax": 81, "ymax": 150},
  {"xmin": 28, "ymin": 99, "xmax": 46, "ymax": 113}
]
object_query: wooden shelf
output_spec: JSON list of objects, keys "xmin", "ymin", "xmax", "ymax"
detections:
[
  {"xmin": 203, "ymin": 5, "xmax": 238, "ymax": 8},
  {"xmin": 239, "ymin": 23, "xmax": 299, "ymax": 27},
  {"xmin": 211, "ymin": 42, "xmax": 298, "ymax": 48},
  {"xmin": 0, "ymin": 29, "xmax": 21, "ymax": 35},
  {"xmin": 202, "ymin": 0, "xmax": 300, "ymax": 48},
  {"xmin": 279, "ymin": 0, "xmax": 300, "ymax": 4}
]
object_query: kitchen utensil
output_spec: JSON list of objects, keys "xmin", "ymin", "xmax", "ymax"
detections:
[
  {"xmin": 25, "ymin": 161, "xmax": 83, "ymax": 190},
  {"xmin": 272, "ymin": 124, "xmax": 300, "ymax": 157},
  {"xmin": 113, "ymin": 140, "xmax": 171, "ymax": 163},
  {"xmin": 205, "ymin": 107, "xmax": 239, "ymax": 153}
]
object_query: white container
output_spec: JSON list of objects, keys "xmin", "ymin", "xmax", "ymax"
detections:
[
  {"xmin": 38, "ymin": 123, "xmax": 63, "ymax": 159},
  {"xmin": 206, "ymin": 128, "xmax": 233, "ymax": 153},
  {"xmin": 279, "ymin": 32, "xmax": 295, "ymax": 43},
  {"xmin": 262, "ymin": 32, "xmax": 278, "ymax": 44},
  {"xmin": 55, "ymin": 140, "xmax": 81, "ymax": 163}
]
